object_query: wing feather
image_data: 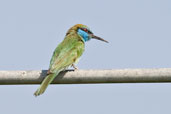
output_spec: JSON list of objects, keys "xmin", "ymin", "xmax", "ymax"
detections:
[{"xmin": 49, "ymin": 34, "xmax": 84, "ymax": 73}]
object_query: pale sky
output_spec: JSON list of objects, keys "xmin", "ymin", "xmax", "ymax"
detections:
[{"xmin": 0, "ymin": 0, "xmax": 171, "ymax": 114}]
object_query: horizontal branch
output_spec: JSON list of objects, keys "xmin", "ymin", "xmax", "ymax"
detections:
[{"xmin": 1, "ymin": 68, "xmax": 171, "ymax": 84}]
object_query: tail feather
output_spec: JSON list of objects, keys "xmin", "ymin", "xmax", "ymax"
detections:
[{"xmin": 34, "ymin": 72, "xmax": 59, "ymax": 96}]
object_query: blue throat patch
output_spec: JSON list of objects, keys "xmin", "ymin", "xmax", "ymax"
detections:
[{"xmin": 77, "ymin": 29, "xmax": 90, "ymax": 42}]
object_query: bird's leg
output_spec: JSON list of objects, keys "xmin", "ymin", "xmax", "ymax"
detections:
[{"xmin": 72, "ymin": 64, "xmax": 78, "ymax": 70}]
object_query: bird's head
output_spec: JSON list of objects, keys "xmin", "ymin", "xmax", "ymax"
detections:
[{"xmin": 67, "ymin": 24, "xmax": 108, "ymax": 43}]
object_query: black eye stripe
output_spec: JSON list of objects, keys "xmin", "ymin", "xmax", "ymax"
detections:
[
  {"xmin": 81, "ymin": 28, "xmax": 87, "ymax": 31},
  {"xmin": 79, "ymin": 28, "xmax": 93, "ymax": 34}
]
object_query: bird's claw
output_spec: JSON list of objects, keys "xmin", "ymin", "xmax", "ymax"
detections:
[{"xmin": 72, "ymin": 64, "xmax": 78, "ymax": 71}]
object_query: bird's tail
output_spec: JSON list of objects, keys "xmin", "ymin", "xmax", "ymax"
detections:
[{"xmin": 34, "ymin": 71, "xmax": 59, "ymax": 96}]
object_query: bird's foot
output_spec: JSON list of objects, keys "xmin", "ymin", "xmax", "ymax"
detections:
[{"xmin": 72, "ymin": 64, "xmax": 78, "ymax": 71}]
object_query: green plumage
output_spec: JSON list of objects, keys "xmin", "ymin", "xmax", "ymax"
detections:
[
  {"xmin": 34, "ymin": 24, "xmax": 108, "ymax": 96},
  {"xmin": 49, "ymin": 33, "xmax": 84, "ymax": 73},
  {"xmin": 34, "ymin": 26, "xmax": 84, "ymax": 96}
]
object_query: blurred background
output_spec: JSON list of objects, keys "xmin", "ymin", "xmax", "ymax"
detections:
[{"xmin": 0, "ymin": 0, "xmax": 171, "ymax": 114}]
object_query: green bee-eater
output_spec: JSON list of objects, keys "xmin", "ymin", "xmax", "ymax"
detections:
[{"xmin": 34, "ymin": 24, "xmax": 108, "ymax": 96}]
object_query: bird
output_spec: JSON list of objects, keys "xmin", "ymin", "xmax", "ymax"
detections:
[{"xmin": 34, "ymin": 24, "xmax": 108, "ymax": 96}]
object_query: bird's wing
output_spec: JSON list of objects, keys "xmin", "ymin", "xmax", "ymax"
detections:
[{"xmin": 49, "ymin": 35, "xmax": 84, "ymax": 73}]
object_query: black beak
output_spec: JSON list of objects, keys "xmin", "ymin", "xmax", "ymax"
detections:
[{"xmin": 92, "ymin": 35, "xmax": 109, "ymax": 43}]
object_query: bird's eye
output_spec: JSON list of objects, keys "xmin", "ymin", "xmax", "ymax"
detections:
[
  {"xmin": 84, "ymin": 29, "xmax": 88, "ymax": 32},
  {"xmin": 83, "ymin": 28, "xmax": 88, "ymax": 32}
]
